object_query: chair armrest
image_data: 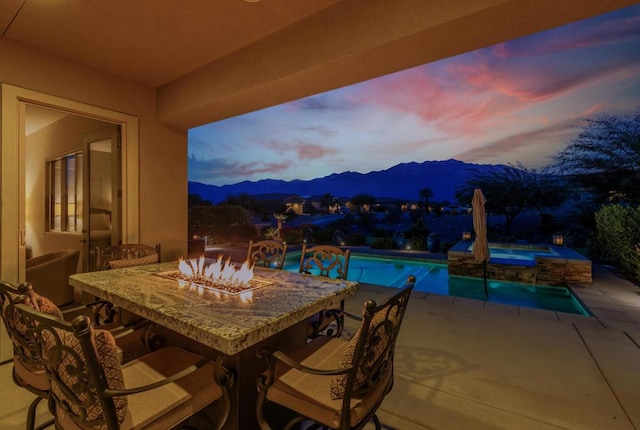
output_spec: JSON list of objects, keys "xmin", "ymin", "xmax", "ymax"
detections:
[
  {"xmin": 258, "ymin": 347, "xmax": 351, "ymax": 377},
  {"xmin": 330, "ymin": 309, "xmax": 362, "ymax": 321},
  {"xmin": 315, "ymin": 308, "xmax": 361, "ymax": 338},
  {"xmin": 104, "ymin": 354, "xmax": 233, "ymax": 397},
  {"xmin": 273, "ymin": 349, "xmax": 351, "ymax": 376}
]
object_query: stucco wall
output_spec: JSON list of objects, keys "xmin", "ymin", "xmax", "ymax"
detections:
[{"xmin": 1, "ymin": 38, "xmax": 188, "ymax": 263}]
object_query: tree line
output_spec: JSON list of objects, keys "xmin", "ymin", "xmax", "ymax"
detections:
[{"xmin": 444, "ymin": 108, "xmax": 640, "ymax": 236}]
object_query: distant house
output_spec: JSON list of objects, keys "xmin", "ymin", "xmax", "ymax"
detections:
[
  {"xmin": 398, "ymin": 201, "xmax": 420, "ymax": 211},
  {"xmin": 284, "ymin": 195, "xmax": 306, "ymax": 215},
  {"xmin": 306, "ymin": 195, "xmax": 345, "ymax": 214}
]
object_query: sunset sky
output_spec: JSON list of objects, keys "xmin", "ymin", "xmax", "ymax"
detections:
[{"xmin": 188, "ymin": 4, "xmax": 640, "ymax": 186}]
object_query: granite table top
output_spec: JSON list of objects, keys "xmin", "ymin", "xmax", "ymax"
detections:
[{"xmin": 69, "ymin": 261, "xmax": 359, "ymax": 355}]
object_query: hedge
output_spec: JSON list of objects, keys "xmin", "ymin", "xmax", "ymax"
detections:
[{"xmin": 595, "ymin": 204, "xmax": 640, "ymax": 283}]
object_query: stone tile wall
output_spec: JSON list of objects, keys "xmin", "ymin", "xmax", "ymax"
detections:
[{"xmin": 448, "ymin": 247, "xmax": 592, "ymax": 286}]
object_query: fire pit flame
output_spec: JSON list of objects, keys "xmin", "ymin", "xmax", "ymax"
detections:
[
  {"xmin": 157, "ymin": 255, "xmax": 272, "ymax": 302},
  {"xmin": 178, "ymin": 255, "xmax": 255, "ymax": 287},
  {"xmin": 155, "ymin": 255, "xmax": 271, "ymax": 302}
]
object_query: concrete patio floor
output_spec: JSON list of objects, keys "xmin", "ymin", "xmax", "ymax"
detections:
[
  {"xmin": 1, "ymin": 265, "xmax": 639, "ymax": 429},
  {"xmin": 356, "ymin": 264, "xmax": 640, "ymax": 430}
]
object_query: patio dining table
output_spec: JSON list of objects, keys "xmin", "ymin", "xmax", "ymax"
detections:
[{"xmin": 69, "ymin": 260, "xmax": 359, "ymax": 429}]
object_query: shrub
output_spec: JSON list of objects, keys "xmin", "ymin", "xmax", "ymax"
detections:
[
  {"xmin": 189, "ymin": 205, "xmax": 250, "ymax": 243},
  {"xmin": 595, "ymin": 204, "xmax": 640, "ymax": 283},
  {"xmin": 370, "ymin": 237, "xmax": 394, "ymax": 249},
  {"xmin": 346, "ymin": 233, "xmax": 367, "ymax": 246},
  {"xmin": 382, "ymin": 208, "xmax": 402, "ymax": 223},
  {"xmin": 280, "ymin": 226, "xmax": 303, "ymax": 244},
  {"xmin": 372, "ymin": 228, "xmax": 391, "ymax": 238},
  {"xmin": 403, "ymin": 225, "xmax": 430, "ymax": 240},
  {"xmin": 409, "ymin": 236, "xmax": 427, "ymax": 251},
  {"xmin": 310, "ymin": 228, "xmax": 334, "ymax": 245}
]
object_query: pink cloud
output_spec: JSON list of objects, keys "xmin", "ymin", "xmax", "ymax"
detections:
[
  {"xmin": 454, "ymin": 120, "xmax": 577, "ymax": 164},
  {"xmin": 236, "ymin": 161, "xmax": 293, "ymax": 176},
  {"xmin": 294, "ymin": 141, "xmax": 337, "ymax": 161},
  {"xmin": 265, "ymin": 139, "xmax": 337, "ymax": 161},
  {"xmin": 580, "ymin": 102, "xmax": 611, "ymax": 117}
]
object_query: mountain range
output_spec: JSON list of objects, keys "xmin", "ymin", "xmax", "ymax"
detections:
[{"xmin": 188, "ymin": 159, "xmax": 507, "ymax": 204}]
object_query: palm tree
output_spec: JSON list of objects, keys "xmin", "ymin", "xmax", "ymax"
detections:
[
  {"xmin": 273, "ymin": 213, "xmax": 288, "ymax": 240},
  {"xmin": 419, "ymin": 187, "xmax": 434, "ymax": 213},
  {"xmin": 320, "ymin": 193, "xmax": 335, "ymax": 213}
]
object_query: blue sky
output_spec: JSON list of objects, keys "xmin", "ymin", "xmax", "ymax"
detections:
[{"xmin": 188, "ymin": 4, "xmax": 640, "ymax": 186}]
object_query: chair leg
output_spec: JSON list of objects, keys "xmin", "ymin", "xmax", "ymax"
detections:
[
  {"xmin": 26, "ymin": 396, "xmax": 42, "ymax": 430},
  {"xmin": 34, "ymin": 418, "xmax": 55, "ymax": 430},
  {"xmin": 27, "ymin": 396, "xmax": 55, "ymax": 430},
  {"xmin": 371, "ymin": 414, "xmax": 382, "ymax": 430},
  {"xmin": 143, "ymin": 324, "xmax": 165, "ymax": 351}
]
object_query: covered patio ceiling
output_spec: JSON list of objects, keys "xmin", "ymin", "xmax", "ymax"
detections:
[{"xmin": 1, "ymin": 0, "xmax": 636, "ymax": 130}]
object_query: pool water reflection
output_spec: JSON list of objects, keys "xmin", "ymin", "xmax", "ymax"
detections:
[{"xmin": 283, "ymin": 252, "xmax": 589, "ymax": 316}]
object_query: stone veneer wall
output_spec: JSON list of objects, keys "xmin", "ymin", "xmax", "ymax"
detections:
[{"xmin": 447, "ymin": 242, "xmax": 593, "ymax": 286}]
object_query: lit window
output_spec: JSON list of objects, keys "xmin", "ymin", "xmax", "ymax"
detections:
[{"xmin": 47, "ymin": 151, "xmax": 83, "ymax": 232}]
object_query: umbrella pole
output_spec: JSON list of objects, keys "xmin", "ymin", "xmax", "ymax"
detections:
[{"xmin": 483, "ymin": 260, "xmax": 488, "ymax": 298}]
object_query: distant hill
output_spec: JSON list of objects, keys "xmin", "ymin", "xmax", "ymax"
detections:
[{"xmin": 188, "ymin": 159, "xmax": 507, "ymax": 204}]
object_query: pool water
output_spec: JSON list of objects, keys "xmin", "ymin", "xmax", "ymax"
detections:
[
  {"xmin": 468, "ymin": 244, "xmax": 560, "ymax": 264},
  {"xmin": 282, "ymin": 252, "xmax": 589, "ymax": 315}
]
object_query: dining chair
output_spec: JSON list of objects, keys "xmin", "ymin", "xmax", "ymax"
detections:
[
  {"xmin": 0, "ymin": 280, "xmax": 154, "ymax": 429},
  {"xmin": 256, "ymin": 278, "xmax": 415, "ymax": 430},
  {"xmin": 299, "ymin": 244, "xmax": 351, "ymax": 279},
  {"xmin": 0, "ymin": 280, "xmax": 59, "ymax": 430},
  {"xmin": 94, "ymin": 243, "xmax": 161, "ymax": 325},
  {"xmin": 96, "ymin": 243, "xmax": 161, "ymax": 270},
  {"xmin": 299, "ymin": 244, "xmax": 351, "ymax": 338},
  {"xmin": 247, "ymin": 239, "xmax": 288, "ymax": 269},
  {"xmin": 13, "ymin": 302, "xmax": 233, "ymax": 430}
]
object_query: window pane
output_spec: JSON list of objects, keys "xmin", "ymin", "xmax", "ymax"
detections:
[
  {"xmin": 76, "ymin": 153, "xmax": 84, "ymax": 231},
  {"xmin": 67, "ymin": 155, "xmax": 76, "ymax": 231},
  {"xmin": 53, "ymin": 159, "xmax": 62, "ymax": 230}
]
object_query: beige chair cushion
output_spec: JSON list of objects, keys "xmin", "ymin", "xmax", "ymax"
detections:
[
  {"xmin": 330, "ymin": 307, "xmax": 398, "ymax": 400},
  {"xmin": 13, "ymin": 356, "xmax": 49, "ymax": 391},
  {"xmin": 267, "ymin": 336, "xmax": 392, "ymax": 428},
  {"xmin": 56, "ymin": 346, "xmax": 223, "ymax": 430},
  {"xmin": 107, "ymin": 253, "xmax": 158, "ymax": 269}
]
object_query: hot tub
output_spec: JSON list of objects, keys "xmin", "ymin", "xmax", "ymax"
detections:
[
  {"xmin": 472, "ymin": 243, "xmax": 559, "ymax": 266},
  {"xmin": 447, "ymin": 241, "xmax": 592, "ymax": 285}
]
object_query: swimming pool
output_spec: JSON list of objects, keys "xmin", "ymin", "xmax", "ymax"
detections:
[{"xmin": 282, "ymin": 252, "xmax": 589, "ymax": 315}]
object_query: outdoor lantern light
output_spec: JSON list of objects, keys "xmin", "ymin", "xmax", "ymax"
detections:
[
  {"xmin": 553, "ymin": 234, "xmax": 564, "ymax": 246},
  {"xmin": 462, "ymin": 231, "xmax": 472, "ymax": 241}
]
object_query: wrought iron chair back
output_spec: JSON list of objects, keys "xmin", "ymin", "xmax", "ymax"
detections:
[
  {"xmin": 0, "ymin": 280, "xmax": 56, "ymax": 430},
  {"xmin": 299, "ymin": 244, "xmax": 351, "ymax": 279},
  {"xmin": 96, "ymin": 243, "xmax": 161, "ymax": 270},
  {"xmin": 343, "ymin": 282, "xmax": 413, "ymax": 400},
  {"xmin": 14, "ymin": 303, "xmax": 233, "ymax": 430},
  {"xmin": 247, "ymin": 240, "xmax": 288, "ymax": 269},
  {"xmin": 94, "ymin": 243, "xmax": 161, "ymax": 324},
  {"xmin": 257, "ymin": 278, "xmax": 415, "ymax": 430},
  {"xmin": 299, "ymin": 244, "xmax": 351, "ymax": 338}
]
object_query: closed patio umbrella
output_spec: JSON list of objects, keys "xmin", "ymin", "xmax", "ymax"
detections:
[{"xmin": 472, "ymin": 189, "xmax": 490, "ymax": 297}]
